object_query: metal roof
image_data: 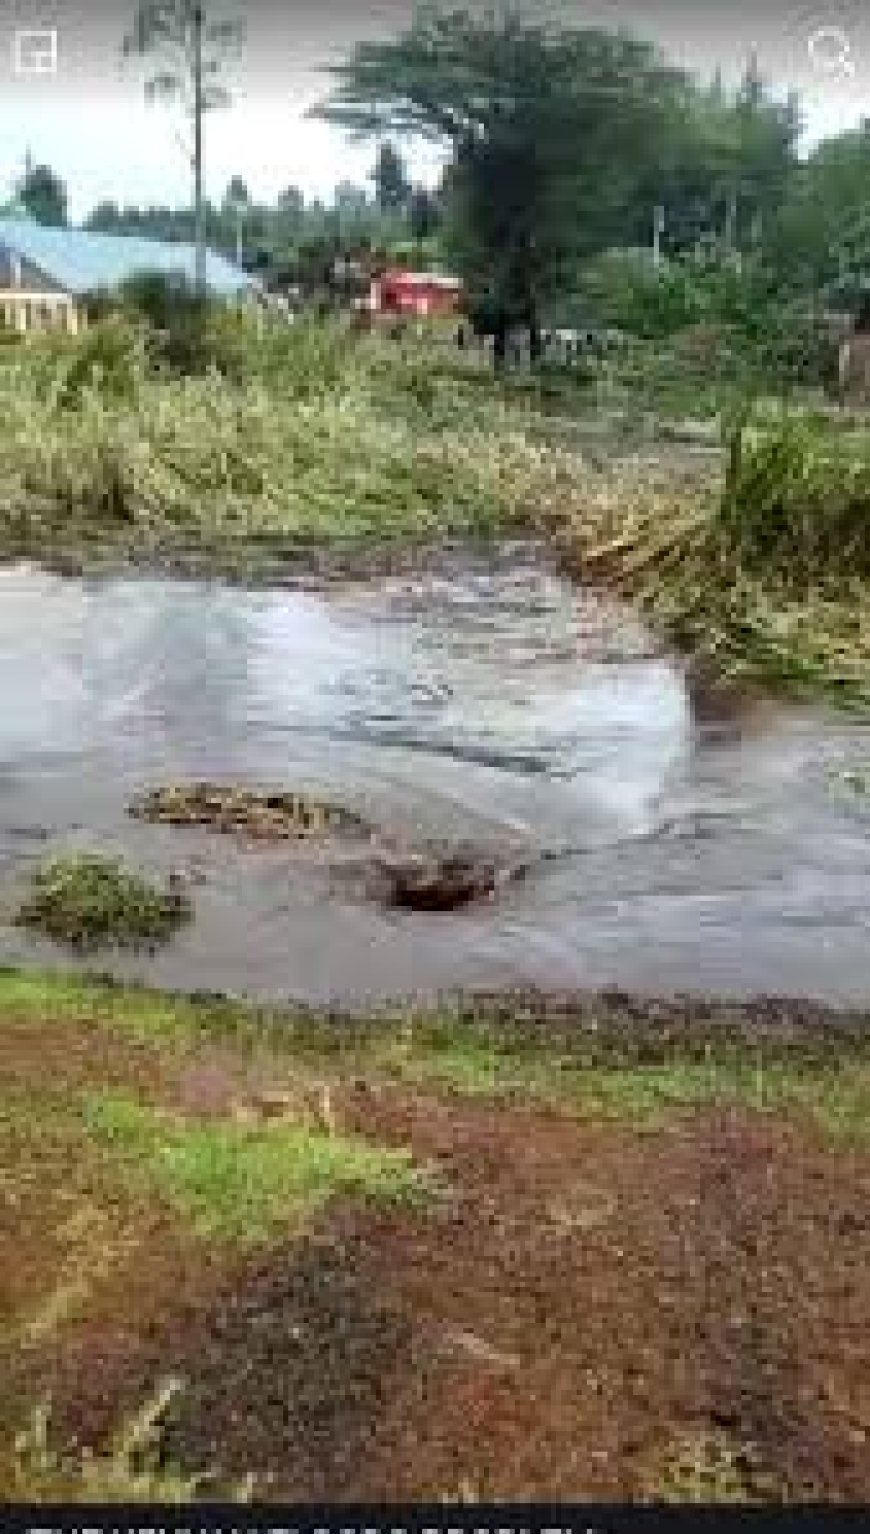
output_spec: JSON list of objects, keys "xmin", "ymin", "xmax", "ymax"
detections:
[
  {"xmin": 381, "ymin": 269, "xmax": 462, "ymax": 289},
  {"xmin": 0, "ymin": 219, "xmax": 254, "ymax": 297}
]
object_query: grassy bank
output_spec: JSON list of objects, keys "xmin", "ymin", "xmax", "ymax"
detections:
[
  {"xmin": 1, "ymin": 314, "xmax": 868, "ymax": 711},
  {"xmin": 2, "ymin": 968, "xmax": 870, "ymax": 1501},
  {"xmin": 558, "ymin": 407, "xmax": 870, "ymax": 713},
  {"xmin": 0, "ymin": 319, "xmax": 567, "ymax": 572}
]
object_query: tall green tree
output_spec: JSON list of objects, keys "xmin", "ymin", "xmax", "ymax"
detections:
[
  {"xmin": 278, "ymin": 185, "xmax": 305, "ymax": 222},
  {"xmin": 316, "ymin": 6, "xmax": 691, "ymax": 361},
  {"xmin": 123, "ymin": 1, "xmax": 244, "ymax": 291},
  {"xmin": 767, "ymin": 124, "xmax": 870, "ymax": 295},
  {"xmin": 626, "ymin": 61, "xmax": 799, "ymax": 262},
  {"xmin": 372, "ymin": 141, "xmax": 410, "ymax": 212},
  {"xmin": 18, "ymin": 162, "xmax": 68, "ymax": 226}
]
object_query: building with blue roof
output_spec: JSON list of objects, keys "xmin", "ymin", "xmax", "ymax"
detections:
[{"xmin": 0, "ymin": 217, "xmax": 256, "ymax": 334}]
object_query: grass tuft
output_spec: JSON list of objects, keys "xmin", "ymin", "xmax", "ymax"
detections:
[
  {"xmin": 15, "ymin": 854, "xmax": 191, "ymax": 953},
  {"xmin": 12, "ymin": 1381, "xmax": 255, "ymax": 1502},
  {"xmin": 643, "ymin": 1429, "xmax": 783, "ymax": 1503},
  {"xmin": 83, "ymin": 1091, "xmax": 427, "ymax": 1241}
]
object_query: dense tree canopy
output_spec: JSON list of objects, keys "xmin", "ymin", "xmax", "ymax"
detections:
[
  {"xmin": 49, "ymin": 5, "xmax": 870, "ymax": 333},
  {"xmin": 18, "ymin": 162, "xmax": 68, "ymax": 226},
  {"xmin": 316, "ymin": 6, "xmax": 694, "ymax": 349},
  {"xmin": 372, "ymin": 142, "xmax": 410, "ymax": 212}
]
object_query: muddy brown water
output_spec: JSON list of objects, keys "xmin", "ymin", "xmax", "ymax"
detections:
[{"xmin": 0, "ymin": 546, "xmax": 868, "ymax": 1006}]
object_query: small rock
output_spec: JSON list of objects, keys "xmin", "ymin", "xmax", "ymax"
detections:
[{"xmin": 442, "ymin": 1327, "xmax": 520, "ymax": 1370}]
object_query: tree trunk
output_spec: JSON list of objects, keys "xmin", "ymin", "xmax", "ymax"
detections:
[
  {"xmin": 193, "ymin": 3, "xmax": 206, "ymax": 296},
  {"xmin": 493, "ymin": 317, "xmax": 507, "ymax": 371},
  {"xmin": 523, "ymin": 289, "xmax": 541, "ymax": 367}
]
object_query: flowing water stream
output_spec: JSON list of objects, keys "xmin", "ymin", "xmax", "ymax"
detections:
[{"xmin": 0, "ymin": 548, "xmax": 868, "ymax": 1005}]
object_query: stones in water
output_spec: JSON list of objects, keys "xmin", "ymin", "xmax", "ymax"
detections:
[{"xmin": 129, "ymin": 783, "xmax": 373, "ymax": 844}]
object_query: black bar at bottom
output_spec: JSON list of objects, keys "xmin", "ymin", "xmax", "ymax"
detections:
[{"xmin": 1, "ymin": 1504, "xmax": 868, "ymax": 1534}]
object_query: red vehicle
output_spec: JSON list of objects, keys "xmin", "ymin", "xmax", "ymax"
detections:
[{"xmin": 369, "ymin": 268, "xmax": 463, "ymax": 319}]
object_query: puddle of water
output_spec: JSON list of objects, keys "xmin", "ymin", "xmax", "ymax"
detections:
[{"xmin": 0, "ymin": 554, "xmax": 868, "ymax": 1005}]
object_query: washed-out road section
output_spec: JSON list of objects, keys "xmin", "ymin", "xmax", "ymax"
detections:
[{"xmin": 0, "ymin": 546, "xmax": 868, "ymax": 1005}]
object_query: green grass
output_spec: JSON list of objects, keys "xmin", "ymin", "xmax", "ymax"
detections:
[
  {"xmin": 374, "ymin": 1021, "xmax": 870, "ymax": 1136},
  {"xmin": 374, "ymin": 1026, "xmax": 724, "ymax": 1118},
  {"xmin": 0, "ymin": 319, "xmax": 559, "ymax": 566},
  {"xmin": 82, "ymin": 1091, "xmax": 427, "ymax": 1241},
  {"xmin": 3, "ymin": 969, "xmax": 870, "ymax": 1143},
  {"xmin": 15, "ymin": 854, "xmax": 191, "ymax": 953}
]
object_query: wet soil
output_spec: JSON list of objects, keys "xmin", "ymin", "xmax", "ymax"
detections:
[{"xmin": 23, "ymin": 1068, "xmax": 870, "ymax": 1504}]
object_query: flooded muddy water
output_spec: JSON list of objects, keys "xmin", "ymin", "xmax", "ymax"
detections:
[{"xmin": 0, "ymin": 549, "xmax": 868, "ymax": 1005}]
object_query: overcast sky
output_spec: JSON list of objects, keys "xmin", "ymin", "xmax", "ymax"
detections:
[{"xmin": 0, "ymin": 1, "xmax": 868, "ymax": 220}]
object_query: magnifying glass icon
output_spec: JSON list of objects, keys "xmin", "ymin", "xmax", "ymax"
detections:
[{"xmin": 808, "ymin": 23, "xmax": 856, "ymax": 78}]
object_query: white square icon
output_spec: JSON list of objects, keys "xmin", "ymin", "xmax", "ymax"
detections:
[{"xmin": 13, "ymin": 27, "xmax": 58, "ymax": 76}]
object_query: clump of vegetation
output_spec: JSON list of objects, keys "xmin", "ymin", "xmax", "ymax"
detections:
[
  {"xmin": 0, "ymin": 316, "xmax": 554, "ymax": 561},
  {"xmin": 84, "ymin": 1092, "xmax": 426, "ymax": 1241},
  {"xmin": 719, "ymin": 410, "xmax": 870, "ymax": 582},
  {"xmin": 117, "ymin": 270, "xmax": 246, "ymax": 381},
  {"xmin": 563, "ymin": 405, "xmax": 870, "ymax": 712},
  {"xmin": 129, "ymin": 781, "xmax": 372, "ymax": 842},
  {"xmin": 12, "ymin": 1384, "xmax": 260, "ymax": 1502},
  {"xmin": 13, "ymin": 1384, "xmax": 204, "ymax": 1503},
  {"xmin": 15, "ymin": 854, "xmax": 191, "ymax": 953},
  {"xmin": 37, "ymin": 315, "xmax": 145, "ymax": 411},
  {"xmin": 644, "ymin": 1430, "xmax": 783, "ymax": 1503}
]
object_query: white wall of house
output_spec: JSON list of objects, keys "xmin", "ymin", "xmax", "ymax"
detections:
[
  {"xmin": 0, "ymin": 290, "xmax": 83, "ymax": 333},
  {"xmin": 0, "ymin": 243, "xmax": 84, "ymax": 333}
]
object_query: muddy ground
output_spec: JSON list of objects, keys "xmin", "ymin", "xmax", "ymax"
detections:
[{"xmin": 2, "ymin": 975, "xmax": 869, "ymax": 1504}]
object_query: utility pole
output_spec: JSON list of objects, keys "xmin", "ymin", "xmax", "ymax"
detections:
[
  {"xmin": 653, "ymin": 204, "xmax": 665, "ymax": 267},
  {"xmin": 724, "ymin": 188, "xmax": 738, "ymax": 263},
  {"xmin": 193, "ymin": 2, "xmax": 205, "ymax": 295},
  {"xmin": 235, "ymin": 204, "xmax": 245, "ymax": 268}
]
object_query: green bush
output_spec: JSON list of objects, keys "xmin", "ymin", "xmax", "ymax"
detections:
[
  {"xmin": 576, "ymin": 250, "xmax": 705, "ymax": 338},
  {"xmin": 16, "ymin": 854, "xmax": 191, "ymax": 953},
  {"xmin": 117, "ymin": 270, "xmax": 244, "ymax": 379},
  {"xmin": 750, "ymin": 303, "xmax": 839, "ymax": 390},
  {"xmin": 573, "ymin": 250, "xmax": 835, "ymax": 391}
]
